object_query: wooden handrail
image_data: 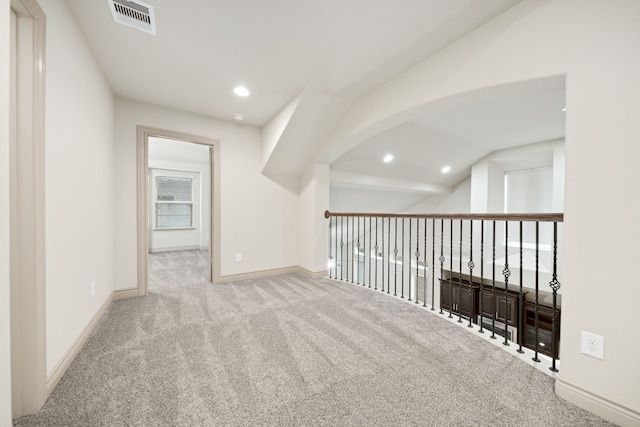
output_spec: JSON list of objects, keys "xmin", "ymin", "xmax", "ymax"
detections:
[{"xmin": 324, "ymin": 210, "xmax": 563, "ymax": 222}]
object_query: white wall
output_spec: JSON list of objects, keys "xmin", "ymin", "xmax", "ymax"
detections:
[
  {"xmin": 41, "ymin": 0, "xmax": 115, "ymax": 376},
  {"xmin": 0, "ymin": 0, "xmax": 12, "ymax": 423},
  {"xmin": 318, "ymin": 0, "xmax": 640, "ymax": 421},
  {"xmin": 114, "ymin": 98, "xmax": 299, "ymax": 288},
  {"xmin": 406, "ymin": 178, "xmax": 471, "ymax": 214},
  {"xmin": 298, "ymin": 164, "xmax": 330, "ymax": 274}
]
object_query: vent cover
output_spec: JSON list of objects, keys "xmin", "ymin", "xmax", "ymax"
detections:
[{"xmin": 108, "ymin": 0, "xmax": 156, "ymax": 35}]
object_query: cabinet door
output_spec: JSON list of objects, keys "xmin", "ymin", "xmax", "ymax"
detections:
[
  {"xmin": 457, "ymin": 286, "xmax": 475, "ymax": 318},
  {"xmin": 440, "ymin": 280, "xmax": 454, "ymax": 311},
  {"xmin": 495, "ymin": 294, "xmax": 518, "ymax": 326},
  {"xmin": 479, "ymin": 290, "xmax": 494, "ymax": 319}
]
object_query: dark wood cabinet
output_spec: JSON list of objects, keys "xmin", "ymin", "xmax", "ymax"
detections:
[
  {"xmin": 440, "ymin": 278, "xmax": 479, "ymax": 321},
  {"xmin": 440, "ymin": 274, "xmax": 562, "ymax": 359},
  {"xmin": 521, "ymin": 301, "xmax": 561, "ymax": 359}
]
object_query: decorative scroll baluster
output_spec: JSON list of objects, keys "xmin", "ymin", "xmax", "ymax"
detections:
[
  {"xmin": 431, "ymin": 219, "xmax": 436, "ymax": 310},
  {"xmin": 490, "ymin": 221, "xmax": 496, "ymax": 339},
  {"xmin": 439, "ymin": 219, "xmax": 444, "ymax": 315},
  {"xmin": 517, "ymin": 221, "xmax": 525, "ymax": 354},
  {"xmin": 467, "ymin": 220, "xmax": 474, "ymax": 328},
  {"xmin": 374, "ymin": 217, "xmax": 378, "ymax": 290},
  {"xmin": 479, "ymin": 221, "xmax": 485, "ymax": 333},
  {"xmin": 458, "ymin": 220, "xmax": 463, "ymax": 323},
  {"xmin": 533, "ymin": 222, "xmax": 540, "ymax": 363},
  {"xmin": 549, "ymin": 222, "xmax": 561, "ymax": 373},
  {"xmin": 394, "ymin": 218, "xmax": 398, "ymax": 297},
  {"xmin": 502, "ymin": 221, "xmax": 511, "ymax": 346}
]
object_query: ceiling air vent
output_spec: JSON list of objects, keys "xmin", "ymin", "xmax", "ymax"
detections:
[{"xmin": 108, "ymin": 0, "xmax": 156, "ymax": 35}]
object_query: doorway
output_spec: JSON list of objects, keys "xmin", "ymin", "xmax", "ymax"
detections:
[
  {"xmin": 148, "ymin": 138, "xmax": 210, "ymax": 292},
  {"xmin": 136, "ymin": 127, "xmax": 220, "ymax": 296}
]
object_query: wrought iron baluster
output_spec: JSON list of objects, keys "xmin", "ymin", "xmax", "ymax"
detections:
[
  {"xmin": 449, "ymin": 219, "xmax": 453, "ymax": 318},
  {"xmin": 328, "ymin": 216, "xmax": 333, "ymax": 279},
  {"xmin": 423, "ymin": 218, "xmax": 428, "ymax": 307},
  {"xmin": 479, "ymin": 220, "xmax": 485, "ymax": 333},
  {"xmin": 394, "ymin": 218, "xmax": 398, "ymax": 297},
  {"xmin": 340, "ymin": 216, "xmax": 344, "ymax": 281},
  {"xmin": 374, "ymin": 217, "xmax": 378, "ymax": 290},
  {"xmin": 387, "ymin": 218, "xmax": 391, "ymax": 294},
  {"xmin": 381, "ymin": 218, "xmax": 385, "ymax": 292},
  {"xmin": 549, "ymin": 222, "xmax": 561, "ymax": 373},
  {"xmin": 333, "ymin": 216, "xmax": 338, "ymax": 280},
  {"xmin": 458, "ymin": 220, "xmax": 463, "ymax": 323},
  {"xmin": 408, "ymin": 218, "xmax": 412, "ymax": 301},
  {"xmin": 401, "ymin": 218, "xmax": 405, "ymax": 298},
  {"xmin": 346, "ymin": 215, "xmax": 350, "ymax": 282},
  {"xmin": 517, "ymin": 221, "xmax": 525, "ymax": 354},
  {"xmin": 439, "ymin": 219, "xmax": 444, "ymax": 315},
  {"xmin": 533, "ymin": 222, "xmax": 540, "ymax": 363},
  {"xmin": 502, "ymin": 221, "xmax": 511, "ymax": 346},
  {"xmin": 415, "ymin": 218, "xmax": 421, "ymax": 305},
  {"xmin": 431, "ymin": 218, "xmax": 435, "ymax": 311},
  {"xmin": 368, "ymin": 217, "xmax": 372, "ymax": 288},
  {"xmin": 490, "ymin": 221, "xmax": 496, "ymax": 339},
  {"xmin": 356, "ymin": 217, "xmax": 360, "ymax": 285},
  {"xmin": 467, "ymin": 220, "xmax": 474, "ymax": 328}
]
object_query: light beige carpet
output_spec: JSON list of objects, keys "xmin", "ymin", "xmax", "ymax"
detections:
[{"xmin": 14, "ymin": 250, "xmax": 614, "ymax": 426}]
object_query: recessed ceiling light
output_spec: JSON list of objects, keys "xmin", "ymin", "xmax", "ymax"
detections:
[
  {"xmin": 233, "ymin": 86, "xmax": 250, "ymax": 97},
  {"xmin": 383, "ymin": 154, "xmax": 394, "ymax": 163},
  {"xmin": 441, "ymin": 165, "xmax": 451, "ymax": 173},
  {"xmin": 233, "ymin": 113, "xmax": 245, "ymax": 121}
]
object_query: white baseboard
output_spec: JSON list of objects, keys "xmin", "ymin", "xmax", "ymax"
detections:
[
  {"xmin": 556, "ymin": 377, "xmax": 640, "ymax": 427},
  {"xmin": 149, "ymin": 246, "xmax": 200, "ymax": 253},
  {"xmin": 214, "ymin": 266, "xmax": 302, "ymax": 283},
  {"xmin": 113, "ymin": 288, "xmax": 140, "ymax": 300},
  {"xmin": 46, "ymin": 293, "xmax": 113, "ymax": 395}
]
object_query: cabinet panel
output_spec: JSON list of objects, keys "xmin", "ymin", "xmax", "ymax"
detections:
[
  {"xmin": 439, "ymin": 279, "xmax": 478, "ymax": 322},
  {"xmin": 495, "ymin": 294, "xmax": 518, "ymax": 327},
  {"xmin": 521, "ymin": 302, "xmax": 560, "ymax": 359}
]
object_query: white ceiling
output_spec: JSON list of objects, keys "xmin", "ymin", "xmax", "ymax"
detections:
[
  {"xmin": 65, "ymin": 0, "xmax": 565, "ymax": 212},
  {"xmin": 66, "ymin": 0, "xmax": 523, "ymax": 126}
]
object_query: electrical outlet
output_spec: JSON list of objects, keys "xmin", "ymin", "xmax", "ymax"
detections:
[
  {"xmin": 581, "ymin": 331, "xmax": 604, "ymax": 360},
  {"xmin": 90, "ymin": 281, "xmax": 96, "ymax": 297},
  {"xmin": 235, "ymin": 253, "xmax": 242, "ymax": 262}
]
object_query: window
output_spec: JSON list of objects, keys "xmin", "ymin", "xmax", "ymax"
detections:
[{"xmin": 155, "ymin": 175, "xmax": 193, "ymax": 228}]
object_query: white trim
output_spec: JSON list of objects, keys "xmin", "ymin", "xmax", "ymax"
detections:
[
  {"xmin": 556, "ymin": 378, "xmax": 640, "ymax": 427},
  {"xmin": 113, "ymin": 288, "xmax": 140, "ymax": 300},
  {"xmin": 214, "ymin": 266, "xmax": 327, "ymax": 283},
  {"xmin": 149, "ymin": 245, "xmax": 200, "ymax": 253},
  {"xmin": 46, "ymin": 294, "xmax": 113, "ymax": 395}
]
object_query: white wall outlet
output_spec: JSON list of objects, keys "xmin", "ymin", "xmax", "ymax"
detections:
[
  {"xmin": 581, "ymin": 331, "xmax": 604, "ymax": 360},
  {"xmin": 90, "ymin": 281, "xmax": 96, "ymax": 297},
  {"xmin": 235, "ymin": 253, "xmax": 242, "ymax": 262}
]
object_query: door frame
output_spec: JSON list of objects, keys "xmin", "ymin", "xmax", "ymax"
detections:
[
  {"xmin": 9, "ymin": 0, "xmax": 47, "ymax": 418},
  {"xmin": 136, "ymin": 126, "xmax": 220, "ymax": 295}
]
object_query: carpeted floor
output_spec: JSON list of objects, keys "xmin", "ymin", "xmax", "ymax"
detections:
[{"xmin": 14, "ymin": 250, "xmax": 615, "ymax": 426}]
